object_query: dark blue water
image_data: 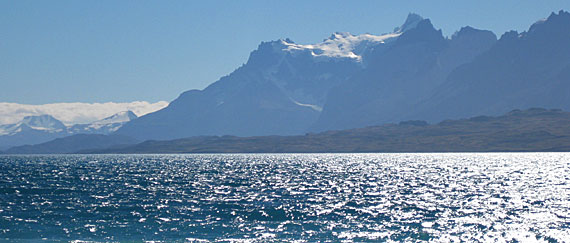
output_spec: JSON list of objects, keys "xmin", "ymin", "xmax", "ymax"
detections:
[{"xmin": 0, "ymin": 153, "xmax": 569, "ymax": 242}]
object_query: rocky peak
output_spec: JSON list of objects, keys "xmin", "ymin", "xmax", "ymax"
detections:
[{"xmin": 393, "ymin": 13, "xmax": 425, "ymax": 33}]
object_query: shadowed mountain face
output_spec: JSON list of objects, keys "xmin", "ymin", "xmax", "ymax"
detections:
[
  {"xmin": 413, "ymin": 10, "xmax": 570, "ymax": 122},
  {"xmin": 312, "ymin": 20, "xmax": 497, "ymax": 131},
  {"xmin": 116, "ymin": 11, "xmax": 570, "ymax": 140},
  {"xmin": 116, "ymin": 44, "xmax": 352, "ymax": 140}
]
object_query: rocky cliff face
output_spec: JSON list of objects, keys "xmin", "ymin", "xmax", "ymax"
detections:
[{"xmin": 413, "ymin": 10, "xmax": 570, "ymax": 122}]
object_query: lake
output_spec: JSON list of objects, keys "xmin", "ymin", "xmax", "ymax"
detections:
[{"xmin": 0, "ymin": 153, "xmax": 569, "ymax": 242}]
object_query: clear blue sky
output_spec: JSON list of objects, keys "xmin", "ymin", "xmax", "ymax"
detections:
[{"xmin": 2, "ymin": 0, "xmax": 570, "ymax": 104}]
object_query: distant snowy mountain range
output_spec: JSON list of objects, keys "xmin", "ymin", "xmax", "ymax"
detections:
[
  {"xmin": 0, "ymin": 111, "xmax": 138, "ymax": 149},
  {"xmin": 0, "ymin": 101, "xmax": 167, "ymax": 125}
]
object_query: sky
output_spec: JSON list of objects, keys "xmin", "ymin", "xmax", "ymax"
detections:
[{"xmin": 2, "ymin": 0, "xmax": 570, "ymax": 104}]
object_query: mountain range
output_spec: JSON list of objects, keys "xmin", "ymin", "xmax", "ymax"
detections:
[
  {"xmin": 115, "ymin": 11, "xmax": 570, "ymax": 141},
  {"xmin": 2, "ymin": 11, "xmax": 570, "ymax": 152},
  {"xmin": 0, "ymin": 111, "xmax": 137, "ymax": 150}
]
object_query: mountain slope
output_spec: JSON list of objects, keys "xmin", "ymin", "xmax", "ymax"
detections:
[
  {"xmin": 312, "ymin": 18, "xmax": 497, "ymax": 131},
  {"xmin": 90, "ymin": 108, "xmax": 570, "ymax": 153},
  {"xmin": 413, "ymin": 10, "xmax": 570, "ymax": 122}
]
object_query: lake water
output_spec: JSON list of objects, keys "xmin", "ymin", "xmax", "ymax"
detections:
[{"xmin": 0, "ymin": 153, "xmax": 569, "ymax": 242}]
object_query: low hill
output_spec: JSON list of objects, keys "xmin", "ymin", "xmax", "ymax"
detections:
[
  {"xmin": 6, "ymin": 134, "xmax": 139, "ymax": 154},
  {"xmin": 87, "ymin": 108, "xmax": 570, "ymax": 153}
]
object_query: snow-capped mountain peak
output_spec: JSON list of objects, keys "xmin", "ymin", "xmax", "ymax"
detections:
[
  {"xmin": 0, "ymin": 111, "xmax": 139, "ymax": 149},
  {"xmin": 0, "ymin": 115, "xmax": 67, "ymax": 136},
  {"xmin": 92, "ymin": 111, "xmax": 137, "ymax": 126},
  {"xmin": 0, "ymin": 110, "xmax": 139, "ymax": 144},
  {"xmin": 69, "ymin": 110, "xmax": 138, "ymax": 134},
  {"xmin": 20, "ymin": 115, "xmax": 66, "ymax": 131},
  {"xmin": 275, "ymin": 31, "xmax": 400, "ymax": 61},
  {"xmin": 268, "ymin": 13, "xmax": 426, "ymax": 62}
]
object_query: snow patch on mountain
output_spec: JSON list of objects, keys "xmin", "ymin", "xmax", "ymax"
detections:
[
  {"xmin": 91, "ymin": 111, "xmax": 137, "ymax": 125},
  {"xmin": 290, "ymin": 98, "xmax": 323, "ymax": 112},
  {"xmin": 275, "ymin": 32, "xmax": 401, "ymax": 61}
]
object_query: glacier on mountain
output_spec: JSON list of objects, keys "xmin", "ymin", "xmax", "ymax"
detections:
[
  {"xmin": 276, "ymin": 32, "xmax": 400, "ymax": 62},
  {"xmin": 270, "ymin": 13, "xmax": 424, "ymax": 62}
]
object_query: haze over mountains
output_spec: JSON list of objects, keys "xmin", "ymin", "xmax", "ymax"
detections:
[
  {"xmin": 2, "ymin": 11, "xmax": 570, "ymax": 152},
  {"xmin": 116, "ymin": 11, "xmax": 570, "ymax": 141}
]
